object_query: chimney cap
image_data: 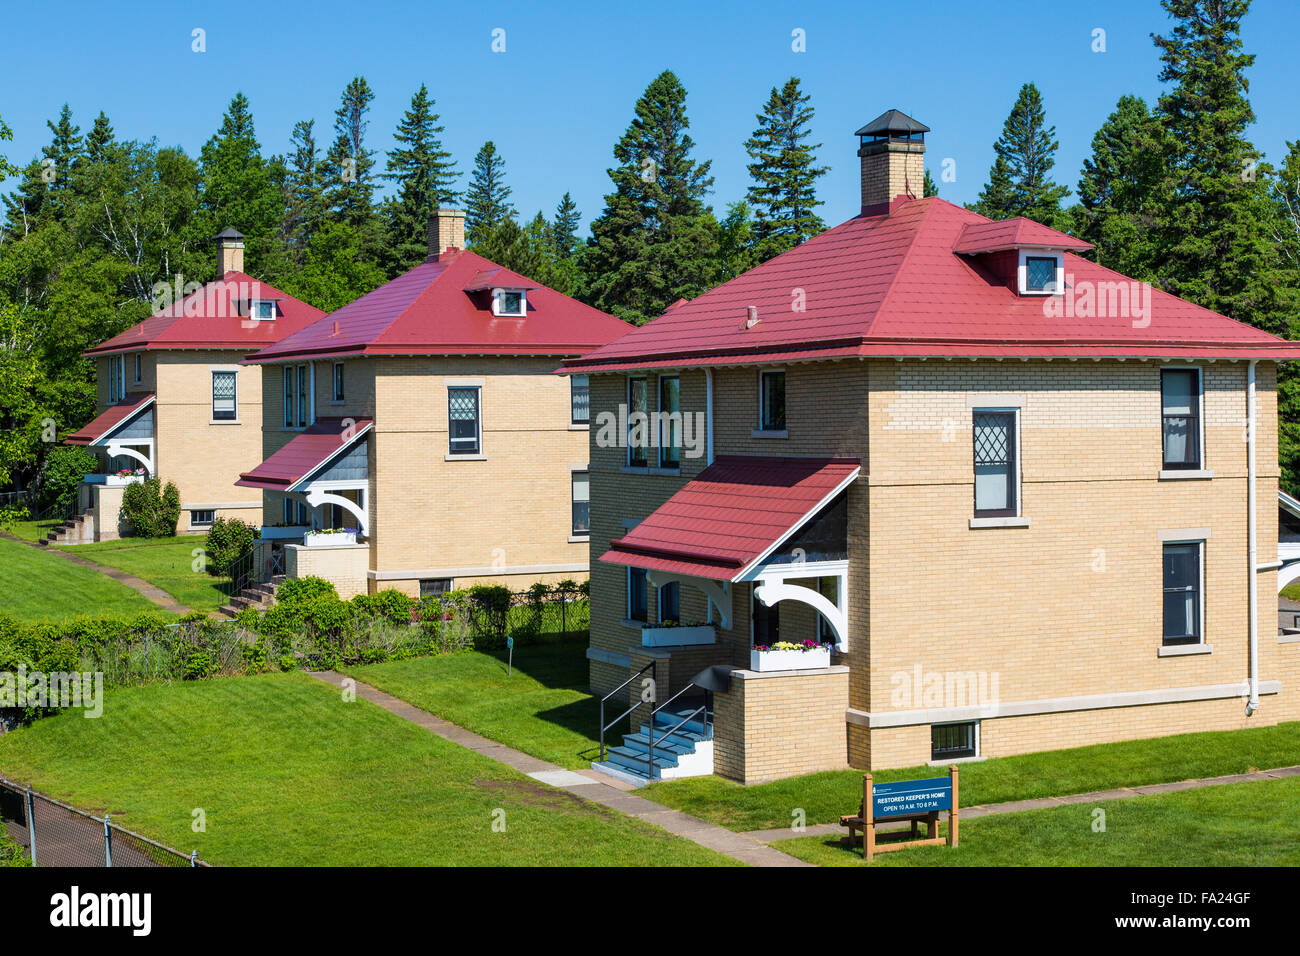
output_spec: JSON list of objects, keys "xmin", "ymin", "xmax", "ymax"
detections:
[
  {"xmin": 214, "ymin": 227, "xmax": 245, "ymax": 241},
  {"xmin": 854, "ymin": 109, "xmax": 929, "ymax": 138}
]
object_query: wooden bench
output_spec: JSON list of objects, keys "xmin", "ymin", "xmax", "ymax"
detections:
[
  {"xmin": 841, "ymin": 766, "xmax": 959, "ymax": 862},
  {"xmin": 839, "ymin": 810, "xmax": 935, "ymax": 846}
]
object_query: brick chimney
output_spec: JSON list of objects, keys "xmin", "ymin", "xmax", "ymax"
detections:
[
  {"xmin": 215, "ymin": 227, "xmax": 245, "ymax": 275},
  {"xmin": 427, "ymin": 208, "xmax": 466, "ymax": 260},
  {"xmin": 855, "ymin": 110, "xmax": 928, "ymax": 213}
]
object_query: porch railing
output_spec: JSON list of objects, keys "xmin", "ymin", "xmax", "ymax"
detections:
[
  {"xmin": 598, "ymin": 661, "xmax": 656, "ymax": 762},
  {"xmin": 647, "ymin": 682, "xmax": 709, "ymax": 777}
]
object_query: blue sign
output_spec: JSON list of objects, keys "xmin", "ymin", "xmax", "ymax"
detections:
[
  {"xmin": 872, "ymin": 778, "xmax": 952, "ymax": 818},
  {"xmin": 506, "ymin": 637, "xmax": 514, "ymax": 649}
]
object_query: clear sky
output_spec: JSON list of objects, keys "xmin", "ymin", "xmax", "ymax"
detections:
[{"xmin": 2, "ymin": 0, "xmax": 1297, "ymax": 232}]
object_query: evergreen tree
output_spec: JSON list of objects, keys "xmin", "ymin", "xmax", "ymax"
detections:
[
  {"xmin": 744, "ymin": 77, "xmax": 828, "ymax": 261},
  {"xmin": 970, "ymin": 82, "xmax": 1070, "ymax": 226},
  {"xmin": 584, "ymin": 70, "xmax": 720, "ymax": 325},
  {"xmin": 382, "ymin": 84, "xmax": 460, "ymax": 275},
  {"xmin": 42, "ymin": 105, "xmax": 82, "ymax": 221},
  {"xmin": 923, "ymin": 169, "xmax": 939, "ymax": 197},
  {"xmin": 464, "ymin": 141, "xmax": 515, "ymax": 246},
  {"xmin": 1074, "ymin": 95, "xmax": 1175, "ymax": 280},
  {"xmin": 195, "ymin": 93, "xmax": 287, "ymax": 279},
  {"xmin": 716, "ymin": 200, "xmax": 758, "ymax": 280},
  {"xmin": 324, "ymin": 77, "xmax": 379, "ymax": 233},
  {"xmin": 550, "ymin": 192, "xmax": 581, "ymax": 260},
  {"xmin": 282, "ymin": 119, "xmax": 326, "ymax": 270},
  {"xmin": 1272, "ymin": 140, "xmax": 1300, "ymax": 270},
  {"xmin": 84, "ymin": 112, "xmax": 115, "ymax": 163}
]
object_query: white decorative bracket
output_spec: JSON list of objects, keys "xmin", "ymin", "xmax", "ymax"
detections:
[
  {"xmin": 303, "ymin": 489, "xmax": 369, "ymax": 537},
  {"xmin": 646, "ymin": 571, "xmax": 732, "ymax": 630},
  {"xmin": 104, "ymin": 441, "xmax": 154, "ymax": 476},
  {"xmin": 752, "ymin": 566, "xmax": 849, "ymax": 652}
]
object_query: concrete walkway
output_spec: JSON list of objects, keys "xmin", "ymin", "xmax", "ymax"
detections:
[
  {"xmin": 743, "ymin": 764, "xmax": 1300, "ymax": 843},
  {"xmin": 307, "ymin": 670, "xmax": 810, "ymax": 867},
  {"xmin": 0, "ymin": 531, "xmax": 193, "ymax": 615}
]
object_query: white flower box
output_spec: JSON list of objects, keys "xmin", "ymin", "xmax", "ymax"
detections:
[
  {"xmin": 304, "ymin": 531, "xmax": 357, "ymax": 547},
  {"xmin": 641, "ymin": 624, "xmax": 716, "ymax": 647},
  {"xmin": 750, "ymin": 645, "xmax": 832, "ymax": 672},
  {"xmin": 85, "ymin": 473, "xmax": 145, "ymax": 487}
]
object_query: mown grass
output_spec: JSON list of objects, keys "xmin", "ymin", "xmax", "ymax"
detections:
[
  {"xmin": 0, "ymin": 535, "xmax": 161, "ymax": 622},
  {"xmin": 346, "ymin": 637, "xmax": 604, "ymax": 769},
  {"xmin": 642, "ymin": 721, "xmax": 1300, "ymax": 832},
  {"xmin": 0, "ymin": 671, "xmax": 737, "ymax": 867},
  {"xmin": 776, "ymin": 776, "xmax": 1300, "ymax": 866},
  {"xmin": 56, "ymin": 535, "xmax": 229, "ymax": 613},
  {"xmin": 4, "ymin": 519, "xmax": 64, "ymax": 545}
]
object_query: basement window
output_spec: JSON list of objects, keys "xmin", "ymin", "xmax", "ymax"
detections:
[
  {"xmin": 420, "ymin": 578, "xmax": 452, "ymax": 598},
  {"xmin": 492, "ymin": 289, "xmax": 526, "ymax": 317},
  {"xmin": 189, "ymin": 509, "xmax": 215, "ymax": 528},
  {"xmin": 1018, "ymin": 250, "xmax": 1063, "ymax": 295},
  {"xmin": 931, "ymin": 721, "xmax": 978, "ymax": 760}
]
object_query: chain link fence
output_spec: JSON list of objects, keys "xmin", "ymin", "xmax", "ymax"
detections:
[{"xmin": 0, "ymin": 776, "xmax": 206, "ymax": 867}]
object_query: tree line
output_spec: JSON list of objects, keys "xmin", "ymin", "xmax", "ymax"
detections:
[{"xmin": 1, "ymin": 0, "xmax": 1298, "ymax": 496}]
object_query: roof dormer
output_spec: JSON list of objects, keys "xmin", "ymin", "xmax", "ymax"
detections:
[
  {"xmin": 492, "ymin": 288, "xmax": 527, "ymax": 317},
  {"xmin": 953, "ymin": 218, "xmax": 1092, "ymax": 296}
]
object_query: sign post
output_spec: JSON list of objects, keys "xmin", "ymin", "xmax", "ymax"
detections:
[
  {"xmin": 847, "ymin": 765, "xmax": 960, "ymax": 862},
  {"xmin": 506, "ymin": 636, "xmax": 514, "ymax": 676}
]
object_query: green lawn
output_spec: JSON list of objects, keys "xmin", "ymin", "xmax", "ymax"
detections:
[
  {"xmin": 0, "ymin": 535, "xmax": 162, "ymax": 622},
  {"xmin": 776, "ymin": 776, "xmax": 1300, "ymax": 866},
  {"xmin": 56, "ymin": 535, "xmax": 229, "ymax": 613},
  {"xmin": 642, "ymin": 721, "xmax": 1300, "ymax": 832},
  {"xmin": 346, "ymin": 637, "xmax": 604, "ymax": 769},
  {"xmin": 4, "ymin": 518, "xmax": 64, "ymax": 544},
  {"xmin": 0, "ymin": 671, "xmax": 736, "ymax": 867}
]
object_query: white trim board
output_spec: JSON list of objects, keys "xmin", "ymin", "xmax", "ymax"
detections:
[{"xmin": 846, "ymin": 679, "xmax": 1282, "ymax": 728}]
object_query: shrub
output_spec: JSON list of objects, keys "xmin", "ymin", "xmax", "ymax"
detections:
[
  {"xmin": 0, "ymin": 831, "xmax": 31, "ymax": 867},
  {"xmin": 35, "ymin": 445, "xmax": 97, "ymax": 512},
  {"xmin": 120, "ymin": 477, "xmax": 181, "ymax": 537},
  {"xmin": 466, "ymin": 585, "xmax": 512, "ymax": 647},
  {"xmin": 276, "ymin": 576, "xmax": 338, "ymax": 607},
  {"xmin": 204, "ymin": 517, "xmax": 257, "ymax": 575}
]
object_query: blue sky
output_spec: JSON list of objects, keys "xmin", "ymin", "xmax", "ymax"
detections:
[{"xmin": 2, "ymin": 0, "xmax": 1297, "ymax": 232}]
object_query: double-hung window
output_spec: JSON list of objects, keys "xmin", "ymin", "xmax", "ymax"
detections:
[
  {"xmin": 333, "ymin": 363, "xmax": 345, "ymax": 402},
  {"xmin": 284, "ymin": 365, "xmax": 308, "ymax": 427},
  {"xmin": 659, "ymin": 375, "xmax": 681, "ymax": 468},
  {"xmin": 973, "ymin": 410, "xmax": 1017, "ymax": 517},
  {"xmin": 1162, "ymin": 541, "xmax": 1202, "ymax": 646},
  {"xmin": 628, "ymin": 567, "xmax": 648, "ymax": 622},
  {"xmin": 571, "ymin": 471, "xmax": 590, "ymax": 536},
  {"xmin": 1161, "ymin": 369, "xmax": 1201, "ymax": 470},
  {"xmin": 628, "ymin": 377, "xmax": 649, "ymax": 468},
  {"xmin": 283, "ymin": 367, "xmax": 294, "ymax": 427},
  {"xmin": 133, "ymin": 353, "xmax": 142, "ymax": 384},
  {"xmin": 448, "ymin": 386, "xmax": 481, "ymax": 456},
  {"xmin": 571, "ymin": 375, "xmax": 590, "ymax": 426},
  {"xmin": 297, "ymin": 365, "xmax": 308, "ymax": 427},
  {"xmin": 759, "ymin": 370, "xmax": 786, "ymax": 431},
  {"xmin": 212, "ymin": 371, "xmax": 237, "ymax": 421}
]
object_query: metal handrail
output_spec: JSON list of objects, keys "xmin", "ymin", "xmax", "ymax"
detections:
[
  {"xmin": 647, "ymin": 681, "xmax": 708, "ymax": 775},
  {"xmin": 599, "ymin": 661, "xmax": 655, "ymax": 761}
]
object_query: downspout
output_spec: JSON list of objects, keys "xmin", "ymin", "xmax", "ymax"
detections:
[
  {"xmin": 1247, "ymin": 360, "xmax": 1259, "ymax": 716},
  {"xmin": 704, "ymin": 368, "xmax": 715, "ymax": 466}
]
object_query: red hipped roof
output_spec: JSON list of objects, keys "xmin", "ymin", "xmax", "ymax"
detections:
[
  {"xmin": 600, "ymin": 456, "xmax": 861, "ymax": 581},
  {"xmin": 65, "ymin": 392, "xmax": 154, "ymax": 445},
  {"xmin": 85, "ymin": 272, "xmax": 325, "ymax": 356},
  {"xmin": 235, "ymin": 418, "xmax": 373, "ymax": 490},
  {"xmin": 246, "ymin": 250, "xmax": 629, "ymax": 363},
  {"xmin": 563, "ymin": 197, "xmax": 1300, "ymax": 373}
]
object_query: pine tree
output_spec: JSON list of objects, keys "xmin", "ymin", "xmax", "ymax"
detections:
[
  {"xmin": 550, "ymin": 192, "xmax": 581, "ymax": 260},
  {"xmin": 282, "ymin": 119, "xmax": 326, "ymax": 270},
  {"xmin": 464, "ymin": 142, "xmax": 515, "ymax": 246},
  {"xmin": 1075, "ymin": 95, "xmax": 1175, "ymax": 280},
  {"xmin": 717, "ymin": 200, "xmax": 758, "ymax": 280},
  {"xmin": 84, "ymin": 112, "xmax": 115, "ymax": 163},
  {"xmin": 324, "ymin": 77, "xmax": 379, "ymax": 232},
  {"xmin": 42, "ymin": 104, "xmax": 82, "ymax": 220},
  {"xmin": 970, "ymin": 82, "xmax": 1070, "ymax": 226},
  {"xmin": 744, "ymin": 77, "xmax": 828, "ymax": 261},
  {"xmin": 382, "ymin": 84, "xmax": 460, "ymax": 275},
  {"xmin": 584, "ymin": 70, "xmax": 720, "ymax": 325},
  {"xmin": 923, "ymin": 169, "xmax": 939, "ymax": 197}
]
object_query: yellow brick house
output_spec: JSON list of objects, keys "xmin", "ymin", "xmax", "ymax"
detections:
[
  {"xmin": 563, "ymin": 110, "xmax": 1300, "ymax": 785},
  {"xmin": 237, "ymin": 210, "xmax": 629, "ymax": 598},
  {"xmin": 58, "ymin": 230, "xmax": 324, "ymax": 543}
]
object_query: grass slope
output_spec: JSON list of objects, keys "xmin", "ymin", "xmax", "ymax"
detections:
[
  {"xmin": 777, "ymin": 776, "xmax": 1300, "ymax": 866},
  {"xmin": 0, "ymin": 535, "xmax": 160, "ymax": 622},
  {"xmin": 0, "ymin": 671, "xmax": 734, "ymax": 867},
  {"xmin": 346, "ymin": 638, "xmax": 605, "ymax": 769},
  {"xmin": 642, "ymin": 721, "xmax": 1300, "ymax": 832},
  {"xmin": 56, "ymin": 536, "xmax": 228, "ymax": 613}
]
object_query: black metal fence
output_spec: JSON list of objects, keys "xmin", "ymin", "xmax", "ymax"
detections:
[{"xmin": 0, "ymin": 776, "xmax": 206, "ymax": 867}]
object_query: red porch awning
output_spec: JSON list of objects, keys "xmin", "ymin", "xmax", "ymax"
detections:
[
  {"xmin": 236, "ymin": 417, "xmax": 373, "ymax": 491},
  {"xmin": 65, "ymin": 393, "xmax": 155, "ymax": 446}
]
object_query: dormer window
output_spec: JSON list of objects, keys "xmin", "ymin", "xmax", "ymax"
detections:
[
  {"xmin": 1018, "ymin": 251, "xmax": 1063, "ymax": 295},
  {"xmin": 493, "ymin": 289, "xmax": 526, "ymax": 317},
  {"xmin": 251, "ymin": 299, "xmax": 277, "ymax": 320}
]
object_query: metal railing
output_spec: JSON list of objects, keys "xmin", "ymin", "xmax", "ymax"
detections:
[
  {"xmin": 1, "ymin": 776, "xmax": 206, "ymax": 867},
  {"xmin": 598, "ymin": 661, "xmax": 656, "ymax": 762},
  {"xmin": 647, "ymin": 682, "xmax": 709, "ymax": 777}
]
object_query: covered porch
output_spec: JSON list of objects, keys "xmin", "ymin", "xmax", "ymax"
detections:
[{"xmin": 63, "ymin": 392, "xmax": 157, "ymax": 542}]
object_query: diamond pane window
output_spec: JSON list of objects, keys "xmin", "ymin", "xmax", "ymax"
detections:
[
  {"xmin": 448, "ymin": 386, "xmax": 481, "ymax": 455},
  {"xmin": 973, "ymin": 411, "xmax": 1016, "ymax": 516},
  {"xmin": 1025, "ymin": 255, "xmax": 1058, "ymax": 292},
  {"xmin": 212, "ymin": 371, "xmax": 237, "ymax": 421}
]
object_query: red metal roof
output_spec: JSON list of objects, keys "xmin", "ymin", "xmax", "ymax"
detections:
[
  {"xmin": 951, "ymin": 217, "xmax": 1093, "ymax": 254},
  {"xmin": 247, "ymin": 250, "xmax": 629, "ymax": 363},
  {"xmin": 563, "ymin": 197, "xmax": 1300, "ymax": 373},
  {"xmin": 599, "ymin": 456, "xmax": 861, "ymax": 581},
  {"xmin": 65, "ymin": 392, "xmax": 154, "ymax": 445},
  {"xmin": 235, "ymin": 418, "xmax": 373, "ymax": 490},
  {"xmin": 85, "ymin": 272, "xmax": 326, "ymax": 356}
]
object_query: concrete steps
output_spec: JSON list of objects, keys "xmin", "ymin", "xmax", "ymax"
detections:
[
  {"xmin": 218, "ymin": 574, "xmax": 286, "ymax": 619},
  {"xmin": 590, "ymin": 707, "xmax": 714, "ymax": 786}
]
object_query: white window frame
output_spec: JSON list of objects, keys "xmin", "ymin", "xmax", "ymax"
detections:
[
  {"xmin": 930, "ymin": 720, "xmax": 980, "ymax": 762},
  {"xmin": 1017, "ymin": 249, "xmax": 1064, "ymax": 295},
  {"xmin": 1159, "ymin": 366, "xmax": 1206, "ymax": 474},
  {"xmin": 189, "ymin": 509, "xmax": 216, "ymax": 529},
  {"xmin": 447, "ymin": 384, "xmax": 483, "ymax": 458},
  {"xmin": 627, "ymin": 376, "xmax": 649, "ymax": 468},
  {"xmin": 492, "ymin": 288, "xmax": 527, "ymax": 317},
  {"xmin": 250, "ymin": 299, "xmax": 277, "ymax": 321},
  {"xmin": 570, "ymin": 467, "xmax": 590, "ymax": 539},
  {"xmin": 211, "ymin": 368, "xmax": 239, "ymax": 423},
  {"xmin": 755, "ymin": 367, "xmax": 787, "ymax": 436},
  {"xmin": 570, "ymin": 374, "xmax": 590, "ymax": 427},
  {"xmin": 971, "ymin": 406, "xmax": 1022, "ymax": 520}
]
